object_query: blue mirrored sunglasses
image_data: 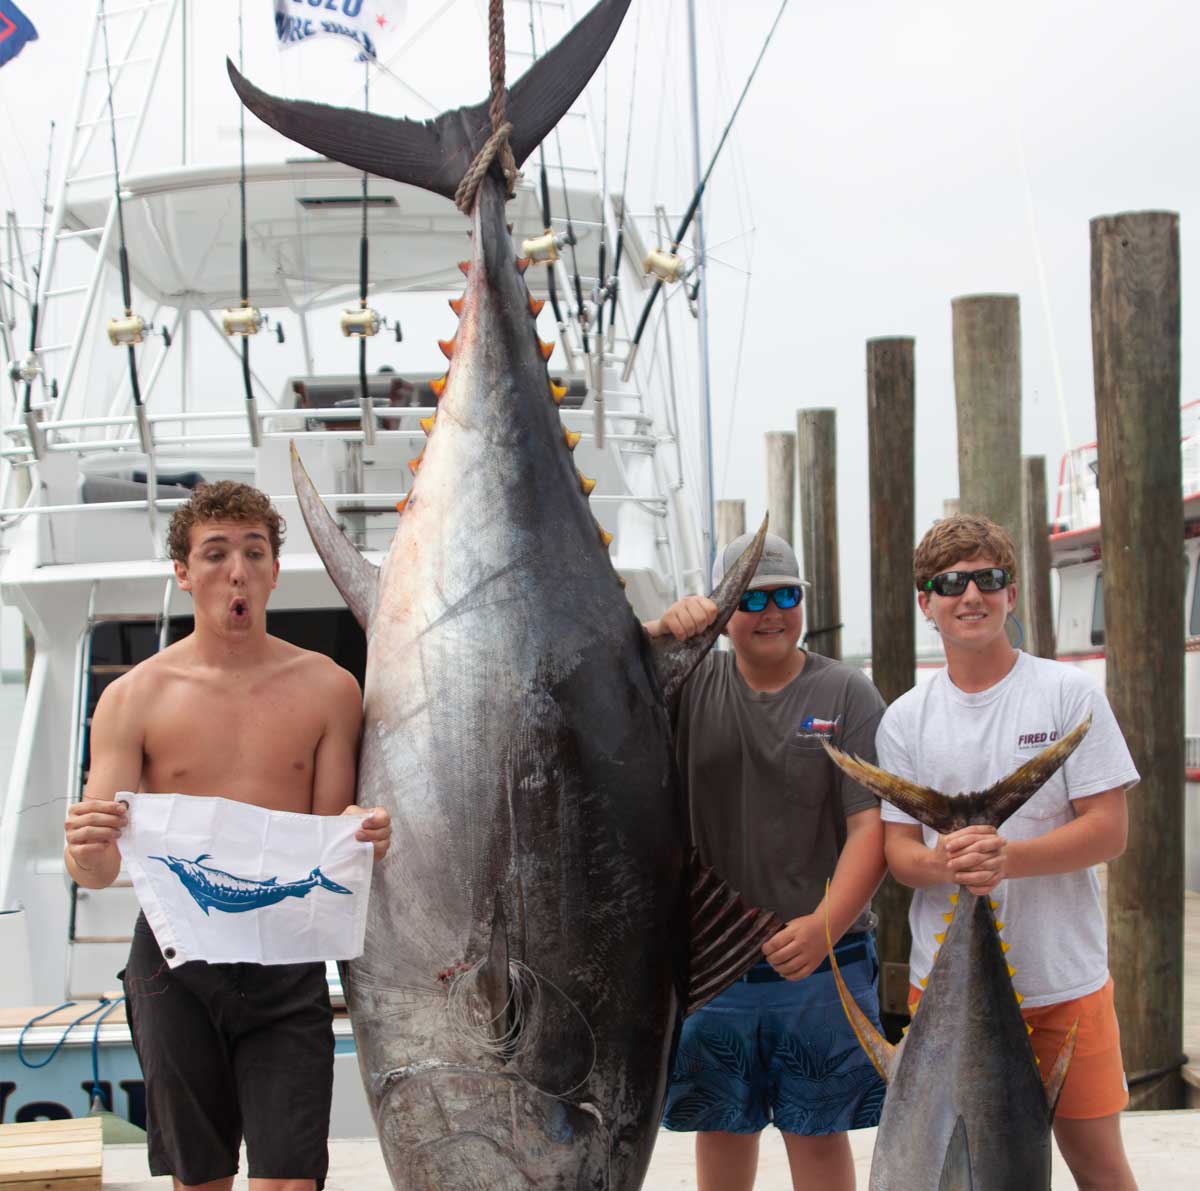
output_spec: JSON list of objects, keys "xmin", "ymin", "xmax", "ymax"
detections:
[{"xmin": 738, "ymin": 585, "xmax": 803, "ymax": 614}]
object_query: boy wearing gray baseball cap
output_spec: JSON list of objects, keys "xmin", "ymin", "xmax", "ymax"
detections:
[{"xmin": 645, "ymin": 531, "xmax": 887, "ymax": 1191}]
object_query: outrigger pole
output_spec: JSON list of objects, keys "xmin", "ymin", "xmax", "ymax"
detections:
[{"xmin": 621, "ymin": 0, "xmax": 792, "ymax": 447}]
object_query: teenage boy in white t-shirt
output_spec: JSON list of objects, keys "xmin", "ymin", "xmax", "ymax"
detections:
[{"xmin": 876, "ymin": 514, "xmax": 1139, "ymax": 1191}]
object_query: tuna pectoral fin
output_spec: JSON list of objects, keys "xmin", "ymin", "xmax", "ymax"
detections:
[
  {"xmin": 823, "ymin": 894, "xmax": 896, "ymax": 1082},
  {"xmin": 227, "ymin": 0, "xmax": 630, "ymax": 201},
  {"xmin": 975, "ymin": 715, "xmax": 1091, "ymax": 826},
  {"xmin": 1043, "ymin": 1018, "xmax": 1080, "ymax": 1118},
  {"xmin": 821, "ymin": 741, "xmax": 959, "ymax": 833},
  {"xmin": 651, "ymin": 518, "xmax": 768, "ymax": 706},
  {"xmin": 291, "ymin": 444, "xmax": 378, "ymax": 631},
  {"xmin": 687, "ymin": 852, "xmax": 786, "ymax": 1014},
  {"xmin": 938, "ymin": 1117, "xmax": 975, "ymax": 1191}
]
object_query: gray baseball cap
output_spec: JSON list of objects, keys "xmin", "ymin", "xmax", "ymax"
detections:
[{"xmin": 711, "ymin": 531, "xmax": 804, "ymax": 591}]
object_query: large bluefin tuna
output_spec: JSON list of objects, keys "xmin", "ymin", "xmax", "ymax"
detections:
[
  {"xmin": 821, "ymin": 719, "xmax": 1090, "ymax": 1191},
  {"xmin": 228, "ymin": 3, "xmax": 783, "ymax": 1187}
]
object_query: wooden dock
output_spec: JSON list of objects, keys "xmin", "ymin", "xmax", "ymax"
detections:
[{"xmin": 0, "ymin": 1116, "xmax": 101, "ymax": 1191}]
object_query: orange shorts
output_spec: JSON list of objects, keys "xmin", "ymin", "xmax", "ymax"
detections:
[{"xmin": 907, "ymin": 975, "xmax": 1128, "ymax": 1120}]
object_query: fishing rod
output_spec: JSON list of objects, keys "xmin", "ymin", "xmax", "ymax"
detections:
[
  {"xmin": 16, "ymin": 121, "xmax": 55, "ymax": 457},
  {"xmin": 622, "ymin": 0, "xmax": 790, "ymax": 383},
  {"xmin": 99, "ymin": 0, "xmax": 153, "ymax": 457},
  {"xmin": 607, "ymin": 0, "xmax": 643, "ymax": 354}
]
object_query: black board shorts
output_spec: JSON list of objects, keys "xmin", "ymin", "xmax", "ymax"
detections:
[{"xmin": 122, "ymin": 912, "xmax": 334, "ymax": 1188}]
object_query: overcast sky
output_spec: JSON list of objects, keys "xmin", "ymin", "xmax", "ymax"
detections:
[{"xmin": 1, "ymin": 0, "xmax": 1195, "ymax": 655}]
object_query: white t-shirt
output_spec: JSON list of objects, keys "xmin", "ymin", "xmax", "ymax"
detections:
[{"xmin": 877, "ymin": 651, "xmax": 1139, "ymax": 1008}]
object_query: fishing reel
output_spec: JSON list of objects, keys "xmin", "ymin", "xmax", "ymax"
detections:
[
  {"xmin": 7, "ymin": 352, "xmax": 41, "ymax": 385},
  {"xmin": 520, "ymin": 227, "xmax": 576, "ymax": 265},
  {"xmin": 107, "ymin": 313, "xmax": 173, "ymax": 348},
  {"xmin": 339, "ymin": 305, "xmax": 402, "ymax": 342},
  {"xmin": 643, "ymin": 248, "xmax": 696, "ymax": 285},
  {"xmin": 222, "ymin": 304, "xmax": 286, "ymax": 343}
]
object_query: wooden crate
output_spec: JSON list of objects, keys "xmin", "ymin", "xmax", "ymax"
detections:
[{"xmin": 0, "ymin": 1115, "xmax": 101, "ymax": 1191}]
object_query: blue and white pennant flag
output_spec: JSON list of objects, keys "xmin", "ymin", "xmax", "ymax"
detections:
[
  {"xmin": 273, "ymin": 0, "xmax": 407, "ymax": 61},
  {"xmin": 118, "ymin": 792, "xmax": 373, "ymax": 967}
]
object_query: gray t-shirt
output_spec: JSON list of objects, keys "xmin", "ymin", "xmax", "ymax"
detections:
[{"xmin": 676, "ymin": 649, "xmax": 886, "ymax": 926}]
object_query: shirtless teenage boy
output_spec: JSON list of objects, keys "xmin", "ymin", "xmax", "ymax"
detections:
[{"xmin": 63, "ymin": 481, "xmax": 390, "ymax": 1191}]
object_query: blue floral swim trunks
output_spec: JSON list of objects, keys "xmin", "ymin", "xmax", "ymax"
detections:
[{"xmin": 663, "ymin": 931, "xmax": 886, "ymax": 1136}]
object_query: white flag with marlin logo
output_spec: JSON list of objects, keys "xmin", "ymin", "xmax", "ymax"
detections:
[
  {"xmin": 117, "ymin": 793, "xmax": 373, "ymax": 968},
  {"xmin": 273, "ymin": 0, "xmax": 407, "ymax": 60}
]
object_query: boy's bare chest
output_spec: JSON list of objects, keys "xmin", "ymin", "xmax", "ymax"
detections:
[{"xmin": 140, "ymin": 683, "xmax": 326, "ymax": 807}]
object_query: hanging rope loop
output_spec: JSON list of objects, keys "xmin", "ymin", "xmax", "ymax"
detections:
[{"xmin": 455, "ymin": 0, "xmax": 519, "ymax": 214}]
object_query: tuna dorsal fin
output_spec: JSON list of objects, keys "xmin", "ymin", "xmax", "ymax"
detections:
[
  {"xmin": 938, "ymin": 1116, "xmax": 974, "ymax": 1191},
  {"xmin": 227, "ymin": 0, "xmax": 630, "ymax": 201},
  {"xmin": 650, "ymin": 518, "xmax": 768, "ymax": 706},
  {"xmin": 822, "ymin": 714, "xmax": 1092, "ymax": 833},
  {"xmin": 290, "ymin": 444, "xmax": 378, "ymax": 631},
  {"xmin": 824, "ymin": 892, "xmax": 897, "ymax": 1083},
  {"xmin": 687, "ymin": 852, "xmax": 786, "ymax": 1014},
  {"xmin": 1042, "ymin": 1017, "xmax": 1079, "ymax": 1118}
]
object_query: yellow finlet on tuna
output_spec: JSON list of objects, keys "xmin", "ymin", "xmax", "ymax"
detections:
[
  {"xmin": 529, "ymin": 296, "xmax": 546, "ymax": 317},
  {"xmin": 942, "ymin": 912, "xmax": 954, "ymax": 923},
  {"xmin": 395, "ymin": 495, "xmax": 408, "ymax": 514},
  {"xmin": 539, "ymin": 339, "xmax": 555, "ymax": 362},
  {"xmin": 579, "ymin": 471, "xmax": 597, "ymax": 496},
  {"xmin": 429, "ymin": 375, "xmax": 447, "ymax": 399},
  {"xmin": 457, "ymin": 261, "xmax": 471, "ymax": 276},
  {"xmin": 918, "ymin": 976, "xmax": 928, "ymax": 988},
  {"xmin": 438, "ymin": 337, "xmax": 456, "ymax": 360},
  {"xmin": 516, "ymin": 258, "xmax": 531, "ymax": 274},
  {"xmin": 448, "ymin": 297, "xmax": 465, "ymax": 317},
  {"xmin": 599, "ymin": 526, "xmax": 614, "ymax": 548},
  {"xmin": 563, "ymin": 428, "xmax": 582, "ymax": 451},
  {"xmin": 419, "ymin": 416, "xmax": 435, "ymax": 435},
  {"xmin": 934, "ymin": 932, "xmax": 945, "ymax": 945},
  {"xmin": 550, "ymin": 380, "xmax": 568, "ymax": 403},
  {"xmin": 407, "ymin": 453, "xmax": 423, "ymax": 476}
]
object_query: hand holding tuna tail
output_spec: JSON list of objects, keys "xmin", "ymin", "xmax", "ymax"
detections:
[{"xmin": 822, "ymin": 724, "xmax": 1089, "ymax": 1190}]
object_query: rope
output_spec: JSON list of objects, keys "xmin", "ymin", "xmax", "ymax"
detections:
[
  {"xmin": 17, "ymin": 1000, "xmax": 109, "ymax": 1070},
  {"xmin": 454, "ymin": 0, "xmax": 518, "ymax": 214}
]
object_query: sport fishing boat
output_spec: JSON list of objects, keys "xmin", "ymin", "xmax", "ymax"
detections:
[
  {"xmin": 0, "ymin": 0, "xmax": 732, "ymax": 1131},
  {"xmin": 1049, "ymin": 403, "xmax": 1200, "ymax": 894}
]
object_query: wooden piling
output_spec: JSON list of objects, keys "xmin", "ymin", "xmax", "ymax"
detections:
[
  {"xmin": 865, "ymin": 338, "xmax": 916, "ymax": 1026},
  {"xmin": 1091, "ymin": 210, "xmax": 1184, "ymax": 1109},
  {"xmin": 715, "ymin": 500, "xmax": 746, "ymax": 555},
  {"xmin": 951, "ymin": 294, "xmax": 1025, "ymax": 628},
  {"xmin": 796, "ymin": 409, "xmax": 841, "ymax": 659},
  {"xmin": 1020, "ymin": 456, "xmax": 1056, "ymax": 659},
  {"xmin": 765, "ymin": 431, "xmax": 796, "ymax": 545}
]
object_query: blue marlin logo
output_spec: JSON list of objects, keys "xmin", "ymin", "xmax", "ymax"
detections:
[{"xmin": 150, "ymin": 853, "xmax": 353, "ymax": 915}]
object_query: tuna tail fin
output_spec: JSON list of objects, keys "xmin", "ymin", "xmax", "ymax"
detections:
[
  {"xmin": 938, "ymin": 1116, "xmax": 975, "ymax": 1191},
  {"xmin": 227, "ymin": 0, "xmax": 631, "ymax": 201},
  {"xmin": 823, "ymin": 890, "xmax": 897, "ymax": 1082},
  {"xmin": 820, "ymin": 742, "xmax": 960, "ymax": 833},
  {"xmin": 650, "ymin": 517, "xmax": 768, "ymax": 706},
  {"xmin": 291, "ymin": 444, "xmax": 378, "ymax": 631},
  {"xmin": 972, "ymin": 715, "xmax": 1092, "ymax": 826},
  {"xmin": 1042, "ymin": 1018, "xmax": 1079, "ymax": 1118},
  {"xmin": 822, "ymin": 714, "xmax": 1093, "ymax": 833},
  {"xmin": 310, "ymin": 867, "xmax": 353, "ymax": 896}
]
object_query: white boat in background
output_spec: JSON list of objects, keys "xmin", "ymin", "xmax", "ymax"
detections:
[
  {"xmin": 0, "ymin": 0, "xmax": 721, "ymax": 1130},
  {"xmin": 1049, "ymin": 401, "xmax": 1200, "ymax": 892}
]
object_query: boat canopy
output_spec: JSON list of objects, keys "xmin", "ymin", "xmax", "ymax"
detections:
[{"xmin": 63, "ymin": 160, "xmax": 604, "ymax": 310}]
